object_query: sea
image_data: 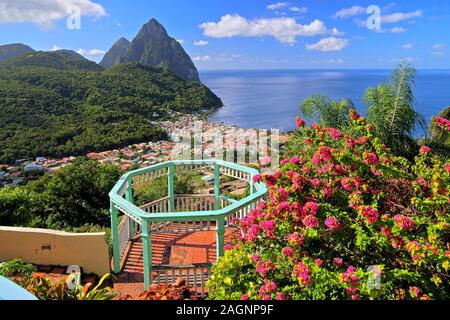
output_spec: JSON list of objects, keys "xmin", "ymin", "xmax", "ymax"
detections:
[{"xmin": 201, "ymin": 69, "xmax": 450, "ymax": 133}]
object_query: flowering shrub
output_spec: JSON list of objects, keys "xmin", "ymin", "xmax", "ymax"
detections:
[{"xmin": 207, "ymin": 111, "xmax": 450, "ymax": 300}]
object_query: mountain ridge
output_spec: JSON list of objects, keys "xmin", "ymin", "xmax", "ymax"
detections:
[{"xmin": 0, "ymin": 43, "xmax": 35, "ymax": 62}]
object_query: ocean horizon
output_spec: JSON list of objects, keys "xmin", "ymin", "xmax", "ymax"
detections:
[{"xmin": 201, "ymin": 69, "xmax": 450, "ymax": 133}]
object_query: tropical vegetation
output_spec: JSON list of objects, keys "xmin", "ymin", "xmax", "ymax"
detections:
[
  {"xmin": 297, "ymin": 64, "xmax": 439, "ymax": 160},
  {"xmin": 0, "ymin": 159, "xmax": 121, "ymax": 232},
  {"xmin": 0, "ymin": 51, "xmax": 222, "ymax": 163},
  {"xmin": 207, "ymin": 111, "xmax": 449, "ymax": 300}
]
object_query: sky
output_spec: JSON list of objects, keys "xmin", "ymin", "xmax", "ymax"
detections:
[{"xmin": 0, "ymin": 0, "xmax": 449, "ymax": 70}]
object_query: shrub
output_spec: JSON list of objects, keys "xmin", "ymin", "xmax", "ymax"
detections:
[
  {"xmin": 0, "ymin": 258, "xmax": 36, "ymax": 278},
  {"xmin": 25, "ymin": 273, "xmax": 116, "ymax": 300},
  {"xmin": 207, "ymin": 111, "xmax": 450, "ymax": 300}
]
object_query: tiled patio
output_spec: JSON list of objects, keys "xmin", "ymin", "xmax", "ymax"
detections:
[{"xmin": 112, "ymin": 228, "xmax": 240, "ymax": 298}]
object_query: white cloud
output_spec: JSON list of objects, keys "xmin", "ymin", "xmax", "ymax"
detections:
[
  {"xmin": 390, "ymin": 57, "xmax": 420, "ymax": 64},
  {"xmin": 327, "ymin": 58, "xmax": 344, "ymax": 64},
  {"xmin": 381, "ymin": 10, "xmax": 422, "ymax": 23},
  {"xmin": 0, "ymin": 0, "xmax": 106, "ymax": 29},
  {"xmin": 432, "ymin": 43, "xmax": 444, "ymax": 49},
  {"xmin": 192, "ymin": 55, "xmax": 211, "ymax": 62},
  {"xmin": 267, "ymin": 2, "xmax": 289, "ymax": 11},
  {"xmin": 200, "ymin": 14, "xmax": 341, "ymax": 45},
  {"xmin": 193, "ymin": 40, "xmax": 209, "ymax": 46},
  {"xmin": 390, "ymin": 27, "xmax": 407, "ymax": 33},
  {"xmin": 77, "ymin": 48, "xmax": 105, "ymax": 55},
  {"xmin": 51, "ymin": 45, "xmax": 62, "ymax": 51},
  {"xmin": 306, "ymin": 37, "xmax": 349, "ymax": 52},
  {"xmin": 401, "ymin": 43, "xmax": 413, "ymax": 50},
  {"xmin": 431, "ymin": 51, "xmax": 444, "ymax": 56},
  {"xmin": 333, "ymin": 6, "xmax": 366, "ymax": 19},
  {"xmin": 176, "ymin": 39, "xmax": 184, "ymax": 44},
  {"xmin": 289, "ymin": 6, "xmax": 308, "ymax": 14}
]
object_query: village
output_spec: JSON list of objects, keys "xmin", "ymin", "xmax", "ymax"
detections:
[{"xmin": 0, "ymin": 114, "xmax": 288, "ymax": 188}]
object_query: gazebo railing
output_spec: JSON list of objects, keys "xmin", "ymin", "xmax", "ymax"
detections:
[{"xmin": 109, "ymin": 160, "xmax": 267, "ymax": 290}]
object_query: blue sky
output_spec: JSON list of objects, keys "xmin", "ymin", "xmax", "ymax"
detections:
[{"xmin": 0, "ymin": 0, "xmax": 449, "ymax": 69}]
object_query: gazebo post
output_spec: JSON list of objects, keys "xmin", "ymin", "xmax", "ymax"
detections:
[
  {"xmin": 168, "ymin": 163, "xmax": 175, "ymax": 211},
  {"xmin": 110, "ymin": 201, "xmax": 121, "ymax": 273},
  {"xmin": 216, "ymin": 216, "xmax": 225, "ymax": 261},
  {"xmin": 125, "ymin": 177, "xmax": 134, "ymax": 238},
  {"xmin": 214, "ymin": 163, "xmax": 220, "ymax": 210},
  {"xmin": 142, "ymin": 221, "xmax": 152, "ymax": 290}
]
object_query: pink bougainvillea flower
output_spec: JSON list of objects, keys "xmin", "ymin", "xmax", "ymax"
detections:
[
  {"xmin": 224, "ymin": 244, "xmax": 233, "ymax": 251},
  {"xmin": 381, "ymin": 226, "xmax": 392, "ymax": 237},
  {"xmin": 286, "ymin": 233, "xmax": 305, "ymax": 246},
  {"xmin": 435, "ymin": 116, "xmax": 450, "ymax": 131},
  {"xmin": 282, "ymin": 246, "xmax": 294, "ymax": 258},
  {"xmin": 349, "ymin": 109, "xmax": 360, "ymax": 120},
  {"xmin": 394, "ymin": 215, "xmax": 415, "ymax": 231},
  {"xmin": 302, "ymin": 215, "xmax": 319, "ymax": 228},
  {"xmin": 277, "ymin": 188, "xmax": 289, "ymax": 202},
  {"xmin": 304, "ymin": 137, "xmax": 313, "ymax": 145},
  {"xmin": 295, "ymin": 116, "xmax": 305, "ymax": 128},
  {"xmin": 419, "ymin": 146, "xmax": 431, "ymax": 154},
  {"xmin": 303, "ymin": 201, "xmax": 319, "ymax": 215},
  {"xmin": 325, "ymin": 216, "xmax": 340, "ymax": 230},
  {"xmin": 292, "ymin": 262, "xmax": 311, "ymax": 286},
  {"xmin": 391, "ymin": 235, "xmax": 405, "ymax": 249},
  {"xmin": 277, "ymin": 201, "xmax": 290, "ymax": 211},
  {"xmin": 363, "ymin": 151, "xmax": 379, "ymax": 166},
  {"xmin": 290, "ymin": 156, "xmax": 300, "ymax": 164},
  {"xmin": 333, "ymin": 258, "xmax": 343, "ymax": 267},
  {"xmin": 241, "ymin": 294, "xmax": 249, "ymax": 300},
  {"xmin": 276, "ymin": 292, "xmax": 288, "ymax": 300},
  {"xmin": 327, "ymin": 128, "xmax": 343, "ymax": 140},
  {"xmin": 260, "ymin": 220, "xmax": 276, "ymax": 238},
  {"xmin": 253, "ymin": 174, "xmax": 261, "ymax": 183},
  {"xmin": 417, "ymin": 178, "xmax": 427, "ymax": 188},
  {"xmin": 354, "ymin": 136, "xmax": 368, "ymax": 145},
  {"xmin": 251, "ymin": 254, "xmax": 260, "ymax": 263},
  {"xmin": 409, "ymin": 286, "xmax": 420, "ymax": 299},
  {"xmin": 360, "ymin": 205, "xmax": 379, "ymax": 224},
  {"xmin": 256, "ymin": 260, "xmax": 275, "ymax": 277},
  {"xmin": 280, "ymin": 159, "xmax": 289, "ymax": 165},
  {"xmin": 310, "ymin": 178, "xmax": 321, "ymax": 187},
  {"xmin": 314, "ymin": 258, "xmax": 323, "ymax": 267}
]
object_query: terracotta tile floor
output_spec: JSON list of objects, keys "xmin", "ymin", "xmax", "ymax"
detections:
[
  {"xmin": 32, "ymin": 265, "xmax": 98, "ymax": 285},
  {"xmin": 112, "ymin": 227, "xmax": 240, "ymax": 298}
]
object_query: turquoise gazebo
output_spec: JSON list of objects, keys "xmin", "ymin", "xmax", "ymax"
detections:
[{"xmin": 109, "ymin": 160, "xmax": 267, "ymax": 290}]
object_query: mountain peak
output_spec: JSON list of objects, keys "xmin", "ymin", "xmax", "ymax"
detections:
[
  {"xmin": 99, "ymin": 37, "xmax": 130, "ymax": 68},
  {"xmin": 0, "ymin": 43, "xmax": 35, "ymax": 62},
  {"xmin": 119, "ymin": 18, "xmax": 200, "ymax": 82},
  {"xmin": 139, "ymin": 18, "xmax": 169, "ymax": 38}
]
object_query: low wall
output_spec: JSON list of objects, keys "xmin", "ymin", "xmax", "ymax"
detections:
[{"xmin": 0, "ymin": 226, "xmax": 110, "ymax": 276}]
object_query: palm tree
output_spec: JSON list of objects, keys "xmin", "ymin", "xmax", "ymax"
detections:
[
  {"xmin": 426, "ymin": 106, "xmax": 450, "ymax": 160},
  {"xmin": 299, "ymin": 95, "xmax": 355, "ymax": 129},
  {"xmin": 364, "ymin": 63, "xmax": 425, "ymax": 158}
]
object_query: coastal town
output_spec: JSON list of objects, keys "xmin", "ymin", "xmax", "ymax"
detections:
[{"xmin": 0, "ymin": 114, "xmax": 289, "ymax": 188}]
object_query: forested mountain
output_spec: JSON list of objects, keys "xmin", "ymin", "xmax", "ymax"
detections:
[
  {"xmin": 0, "ymin": 53, "xmax": 222, "ymax": 163},
  {"xmin": 103, "ymin": 18, "xmax": 200, "ymax": 82},
  {"xmin": 0, "ymin": 43, "xmax": 35, "ymax": 62},
  {"xmin": 0, "ymin": 50, "xmax": 103, "ymax": 71},
  {"xmin": 99, "ymin": 37, "xmax": 130, "ymax": 68}
]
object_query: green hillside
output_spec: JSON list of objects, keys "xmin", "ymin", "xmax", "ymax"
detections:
[{"xmin": 0, "ymin": 55, "xmax": 222, "ymax": 163}]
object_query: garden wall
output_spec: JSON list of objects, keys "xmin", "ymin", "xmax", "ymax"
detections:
[{"xmin": 0, "ymin": 226, "xmax": 110, "ymax": 276}]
